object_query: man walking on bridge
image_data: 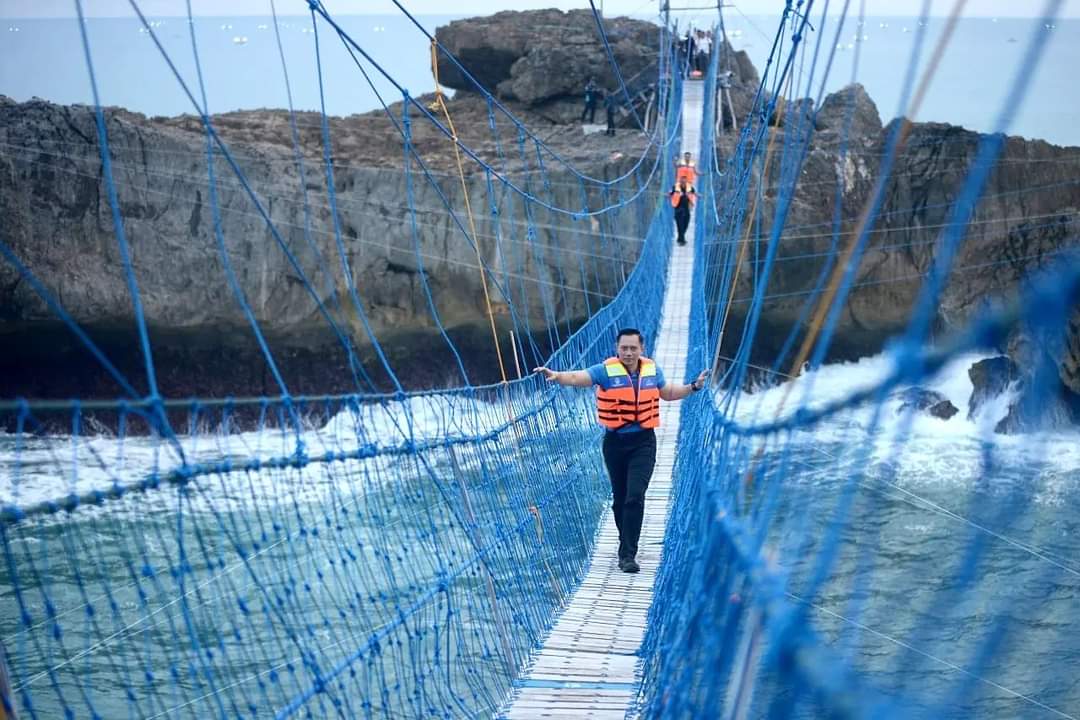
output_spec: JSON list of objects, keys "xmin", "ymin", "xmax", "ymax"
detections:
[{"xmin": 534, "ymin": 329, "xmax": 707, "ymax": 573}]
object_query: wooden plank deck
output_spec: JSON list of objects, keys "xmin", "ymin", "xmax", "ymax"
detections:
[{"xmin": 500, "ymin": 79, "xmax": 704, "ymax": 719}]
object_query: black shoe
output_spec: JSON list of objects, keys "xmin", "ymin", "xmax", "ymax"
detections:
[
  {"xmin": 619, "ymin": 558, "xmax": 640, "ymax": 573},
  {"xmin": 677, "ymin": 239, "xmax": 686, "ymax": 246}
]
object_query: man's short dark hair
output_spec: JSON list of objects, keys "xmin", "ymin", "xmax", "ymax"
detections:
[{"xmin": 616, "ymin": 328, "xmax": 645, "ymax": 345}]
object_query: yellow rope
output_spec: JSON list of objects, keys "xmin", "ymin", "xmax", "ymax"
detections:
[
  {"xmin": 429, "ymin": 39, "xmax": 510, "ymax": 384},
  {"xmin": 428, "ymin": 37, "xmax": 564, "ymax": 614}
]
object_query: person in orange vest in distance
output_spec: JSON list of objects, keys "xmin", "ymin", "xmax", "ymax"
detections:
[
  {"xmin": 675, "ymin": 151, "xmax": 697, "ymax": 185},
  {"xmin": 534, "ymin": 329, "xmax": 708, "ymax": 574},
  {"xmin": 669, "ymin": 177, "xmax": 697, "ymax": 246}
]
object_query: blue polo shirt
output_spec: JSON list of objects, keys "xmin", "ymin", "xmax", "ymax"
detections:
[{"xmin": 587, "ymin": 360, "xmax": 667, "ymax": 434}]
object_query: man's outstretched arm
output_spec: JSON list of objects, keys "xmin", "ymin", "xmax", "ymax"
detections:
[
  {"xmin": 534, "ymin": 367, "xmax": 594, "ymax": 387},
  {"xmin": 659, "ymin": 369, "xmax": 709, "ymax": 401}
]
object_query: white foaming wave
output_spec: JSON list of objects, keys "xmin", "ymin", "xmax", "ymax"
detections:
[
  {"xmin": 722, "ymin": 349, "xmax": 1080, "ymax": 498},
  {"xmin": 0, "ymin": 392, "xmax": 533, "ymax": 510}
]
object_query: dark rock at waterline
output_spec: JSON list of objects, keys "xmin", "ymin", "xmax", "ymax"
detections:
[
  {"xmin": 994, "ymin": 381, "xmax": 1080, "ymax": 434},
  {"xmin": 967, "ymin": 356, "xmax": 1019, "ymax": 420},
  {"xmin": 895, "ymin": 387, "xmax": 959, "ymax": 420},
  {"xmin": 993, "ymin": 329, "xmax": 1080, "ymax": 434}
]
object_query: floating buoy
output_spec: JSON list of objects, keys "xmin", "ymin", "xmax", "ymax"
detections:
[
  {"xmin": 232, "ymin": 35, "xmax": 248, "ymax": 45},
  {"xmin": 257, "ymin": 24, "xmax": 268, "ymax": 30},
  {"xmin": 7, "ymin": 26, "xmax": 19, "ymax": 32}
]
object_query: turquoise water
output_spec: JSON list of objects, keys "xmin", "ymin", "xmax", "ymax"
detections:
[{"xmin": 0, "ymin": 397, "xmax": 610, "ymax": 718}]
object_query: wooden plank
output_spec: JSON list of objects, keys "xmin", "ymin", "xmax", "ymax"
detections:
[{"xmin": 501, "ymin": 80, "xmax": 704, "ymax": 720}]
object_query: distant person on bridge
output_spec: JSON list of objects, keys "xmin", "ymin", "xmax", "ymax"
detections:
[
  {"xmin": 675, "ymin": 151, "xmax": 697, "ymax": 185},
  {"xmin": 581, "ymin": 77, "xmax": 599, "ymax": 124},
  {"xmin": 669, "ymin": 178, "xmax": 697, "ymax": 246},
  {"xmin": 534, "ymin": 329, "xmax": 707, "ymax": 574},
  {"xmin": 604, "ymin": 90, "xmax": 620, "ymax": 136}
]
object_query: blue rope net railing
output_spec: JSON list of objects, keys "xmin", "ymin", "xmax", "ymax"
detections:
[
  {"xmin": 3, "ymin": 0, "xmax": 1080, "ymax": 718},
  {"xmin": 638, "ymin": 1, "xmax": 1080, "ymax": 718},
  {"xmin": 0, "ymin": 1, "xmax": 683, "ymax": 717}
]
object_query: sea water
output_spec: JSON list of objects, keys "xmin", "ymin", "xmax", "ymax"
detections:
[
  {"xmin": 2, "ymin": 353, "xmax": 1078, "ymax": 716},
  {"xmin": 727, "ymin": 351, "xmax": 1080, "ymax": 718}
]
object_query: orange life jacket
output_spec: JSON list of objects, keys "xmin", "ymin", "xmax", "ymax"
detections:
[
  {"xmin": 596, "ymin": 357, "xmax": 661, "ymax": 430},
  {"xmin": 670, "ymin": 187, "xmax": 696, "ymax": 208},
  {"xmin": 676, "ymin": 162, "xmax": 697, "ymax": 184}
]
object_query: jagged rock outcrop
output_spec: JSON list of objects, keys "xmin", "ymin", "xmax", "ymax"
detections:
[
  {"xmin": 967, "ymin": 356, "xmax": 1019, "ymax": 420},
  {"xmin": 715, "ymin": 41, "xmax": 761, "ymax": 132},
  {"xmin": 895, "ymin": 387, "xmax": 959, "ymax": 420},
  {"xmin": 816, "ymin": 83, "xmax": 882, "ymax": 139},
  {"xmin": 435, "ymin": 10, "xmax": 659, "ymax": 124}
]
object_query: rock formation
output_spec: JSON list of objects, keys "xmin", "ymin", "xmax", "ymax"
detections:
[
  {"xmin": 1, "ymin": 10, "xmax": 1077, "ymax": 428},
  {"xmin": 435, "ymin": 10, "xmax": 660, "ymax": 125},
  {"xmin": 0, "ymin": 87, "xmax": 655, "ymax": 400},
  {"xmin": 711, "ymin": 83, "xmax": 1080, "ymax": 422}
]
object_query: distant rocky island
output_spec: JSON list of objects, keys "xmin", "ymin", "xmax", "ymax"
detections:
[{"xmin": 1, "ymin": 9, "xmax": 1077, "ymax": 431}]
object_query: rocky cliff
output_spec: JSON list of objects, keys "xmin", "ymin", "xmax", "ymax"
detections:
[
  {"xmin": 709, "ymin": 77, "xmax": 1080, "ymax": 425},
  {"xmin": 2, "ymin": 10, "xmax": 1077, "ymax": 422}
]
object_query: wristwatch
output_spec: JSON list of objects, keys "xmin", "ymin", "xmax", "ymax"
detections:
[{"xmin": 691, "ymin": 380, "xmax": 702, "ymax": 392}]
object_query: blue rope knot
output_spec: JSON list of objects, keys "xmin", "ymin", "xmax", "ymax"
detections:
[
  {"xmin": 435, "ymin": 569, "xmax": 449, "ymax": 593},
  {"xmin": 307, "ymin": 0, "xmax": 319, "ymax": 10}
]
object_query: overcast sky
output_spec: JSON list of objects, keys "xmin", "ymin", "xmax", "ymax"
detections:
[{"xmin": 3, "ymin": 0, "xmax": 1078, "ymax": 18}]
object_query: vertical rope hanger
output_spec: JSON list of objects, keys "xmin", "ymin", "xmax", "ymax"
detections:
[{"xmin": 429, "ymin": 39, "xmax": 510, "ymax": 384}]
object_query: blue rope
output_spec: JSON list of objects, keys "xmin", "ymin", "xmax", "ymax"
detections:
[{"xmin": 74, "ymin": 0, "xmax": 160, "ymax": 402}]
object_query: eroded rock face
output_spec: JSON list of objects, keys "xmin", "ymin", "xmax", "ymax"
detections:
[
  {"xmin": 435, "ymin": 10, "xmax": 659, "ymax": 124},
  {"xmin": 3, "ymin": 9, "xmax": 1079, "ymax": 411},
  {"xmin": 816, "ymin": 83, "xmax": 882, "ymax": 139},
  {"xmin": 0, "ymin": 89, "xmax": 653, "ymax": 399},
  {"xmin": 713, "ymin": 84, "xmax": 1080, "ymax": 407}
]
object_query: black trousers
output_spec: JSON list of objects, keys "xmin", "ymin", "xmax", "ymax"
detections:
[
  {"xmin": 582, "ymin": 101, "xmax": 596, "ymax": 123},
  {"xmin": 674, "ymin": 209, "xmax": 690, "ymax": 241},
  {"xmin": 602, "ymin": 429, "xmax": 657, "ymax": 561},
  {"xmin": 606, "ymin": 110, "xmax": 616, "ymax": 136}
]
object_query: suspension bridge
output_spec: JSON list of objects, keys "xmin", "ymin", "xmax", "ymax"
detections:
[{"xmin": 1, "ymin": 1, "xmax": 1079, "ymax": 719}]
